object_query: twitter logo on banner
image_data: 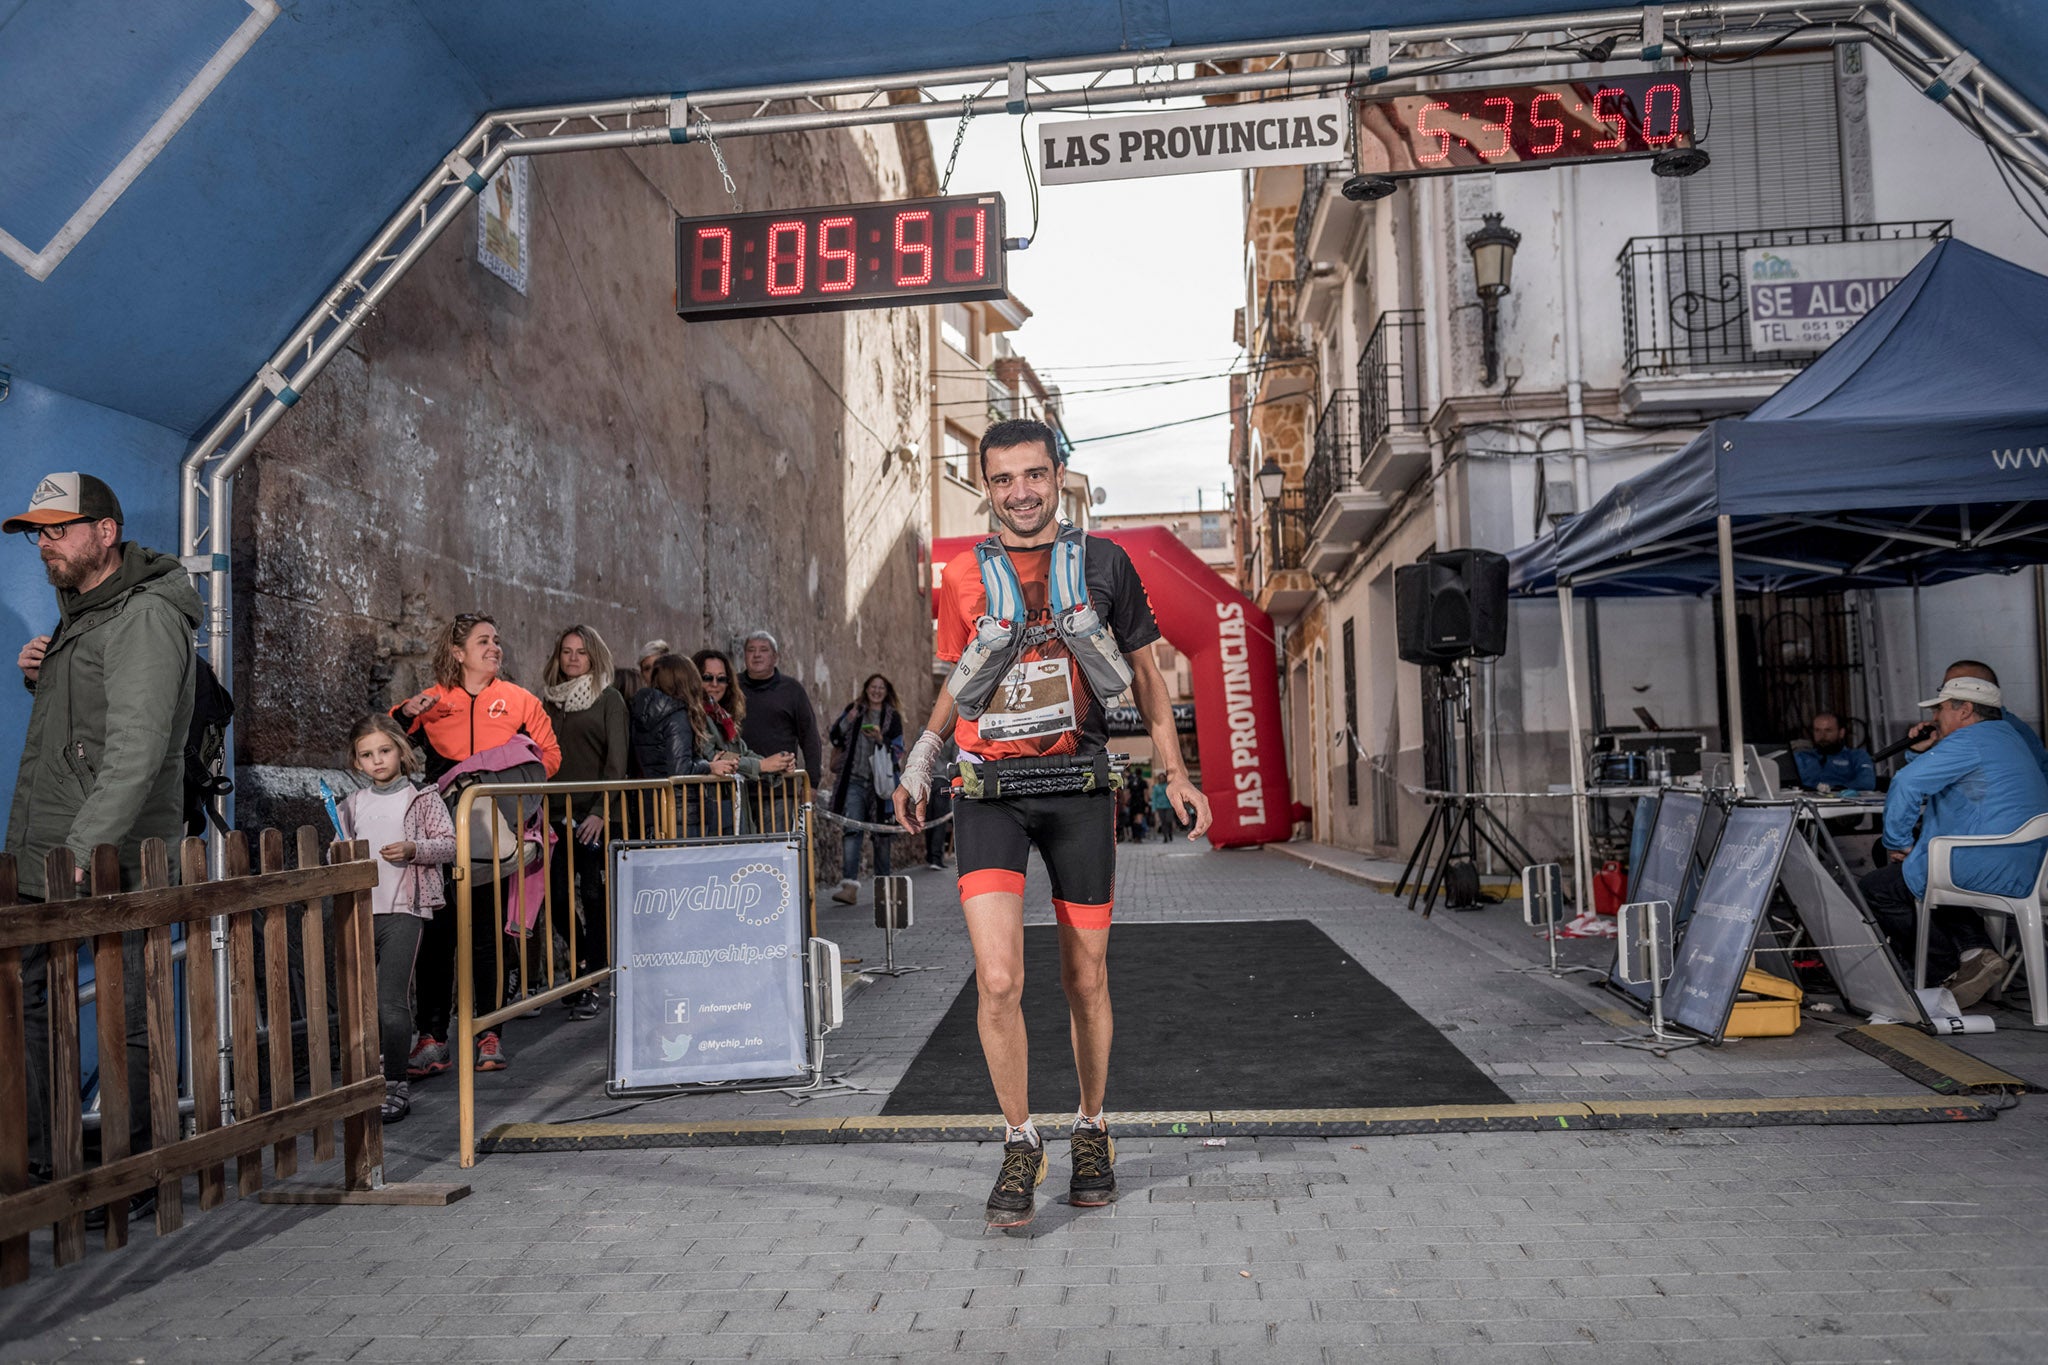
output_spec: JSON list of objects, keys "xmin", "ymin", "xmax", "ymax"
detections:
[{"xmin": 660, "ymin": 1033, "xmax": 694, "ymax": 1061}]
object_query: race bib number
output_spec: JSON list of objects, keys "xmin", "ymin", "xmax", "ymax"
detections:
[{"xmin": 976, "ymin": 658, "xmax": 1077, "ymax": 742}]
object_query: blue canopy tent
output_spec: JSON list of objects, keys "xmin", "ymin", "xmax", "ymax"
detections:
[{"xmin": 1517, "ymin": 237, "xmax": 2048, "ymax": 898}]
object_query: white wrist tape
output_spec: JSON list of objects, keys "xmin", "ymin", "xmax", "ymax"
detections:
[{"xmin": 899, "ymin": 729, "xmax": 946, "ymax": 805}]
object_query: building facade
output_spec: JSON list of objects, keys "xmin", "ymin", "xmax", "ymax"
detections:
[
  {"xmin": 235, "ymin": 116, "xmax": 945, "ymax": 823},
  {"xmin": 1236, "ymin": 42, "xmax": 2048, "ymax": 863}
]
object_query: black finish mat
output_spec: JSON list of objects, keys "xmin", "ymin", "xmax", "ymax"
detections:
[{"xmin": 880, "ymin": 919, "xmax": 1510, "ymax": 1114}]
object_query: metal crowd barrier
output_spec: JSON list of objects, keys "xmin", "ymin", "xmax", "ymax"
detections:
[
  {"xmin": 0, "ymin": 830, "xmax": 463, "ymax": 1287},
  {"xmin": 449, "ymin": 774, "xmax": 814, "ymax": 1166}
]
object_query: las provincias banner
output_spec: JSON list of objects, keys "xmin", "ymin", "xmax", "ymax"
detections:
[
  {"xmin": 1038, "ymin": 98, "xmax": 1347, "ymax": 185},
  {"xmin": 932, "ymin": 526, "xmax": 1293, "ymax": 848}
]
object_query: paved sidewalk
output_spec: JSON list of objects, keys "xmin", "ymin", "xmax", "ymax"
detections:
[{"xmin": 3, "ymin": 840, "xmax": 2045, "ymax": 1363}]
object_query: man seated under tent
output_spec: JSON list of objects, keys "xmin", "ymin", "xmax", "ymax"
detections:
[
  {"xmin": 1859, "ymin": 676, "xmax": 2048, "ymax": 1009},
  {"xmin": 1901, "ymin": 659, "xmax": 2048, "ymax": 783},
  {"xmin": 1792, "ymin": 710, "xmax": 1876, "ymax": 793}
]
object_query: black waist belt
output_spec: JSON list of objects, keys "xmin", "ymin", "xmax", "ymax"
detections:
[{"xmin": 956, "ymin": 753, "xmax": 1126, "ymax": 799}]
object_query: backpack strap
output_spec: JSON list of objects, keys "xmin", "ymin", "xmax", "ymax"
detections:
[
  {"xmin": 973, "ymin": 535, "xmax": 1027, "ymax": 624},
  {"xmin": 1048, "ymin": 523, "xmax": 1088, "ymax": 616}
]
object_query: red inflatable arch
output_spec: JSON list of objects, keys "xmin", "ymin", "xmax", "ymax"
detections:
[{"xmin": 932, "ymin": 526, "xmax": 1291, "ymax": 848}]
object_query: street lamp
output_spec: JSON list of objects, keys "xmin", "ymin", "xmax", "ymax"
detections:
[
  {"xmin": 1256, "ymin": 457, "xmax": 1285, "ymax": 577},
  {"xmin": 1464, "ymin": 212, "xmax": 1521, "ymax": 387}
]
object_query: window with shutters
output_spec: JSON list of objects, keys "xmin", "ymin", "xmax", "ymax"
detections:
[{"xmin": 1680, "ymin": 55, "xmax": 1844, "ymax": 232}]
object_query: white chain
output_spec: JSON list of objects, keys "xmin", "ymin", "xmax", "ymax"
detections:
[
  {"xmin": 696, "ymin": 111, "xmax": 741, "ymax": 211},
  {"xmin": 939, "ymin": 96, "xmax": 976, "ymax": 194}
]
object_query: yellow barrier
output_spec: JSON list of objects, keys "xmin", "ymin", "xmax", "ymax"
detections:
[{"xmin": 449, "ymin": 773, "xmax": 814, "ymax": 1166}]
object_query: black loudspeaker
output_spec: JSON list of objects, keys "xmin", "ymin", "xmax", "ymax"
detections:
[{"xmin": 1395, "ymin": 549, "xmax": 1509, "ymax": 664}]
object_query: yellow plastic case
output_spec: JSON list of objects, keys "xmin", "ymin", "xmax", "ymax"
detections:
[{"xmin": 1724, "ymin": 966, "xmax": 1804, "ymax": 1037}]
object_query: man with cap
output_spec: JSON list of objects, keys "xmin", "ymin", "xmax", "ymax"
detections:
[
  {"xmin": 1859, "ymin": 675, "xmax": 2048, "ymax": 1009},
  {"xmin": 6, "ymin": 472, "xmax": 201, "ymax": 1184}
]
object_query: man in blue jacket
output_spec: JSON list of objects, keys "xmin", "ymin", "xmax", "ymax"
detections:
[
  {"xmin": 1860, "ymin": 676, "xmax": 2048, "ymax": 1008},
  {"xmin": 1899, "ymin": 660, "xmax": 2048, "ymax": 783},
  {"xmin": 1793, "ymin": 711, "xmax": 1876, "ymax": 792}
]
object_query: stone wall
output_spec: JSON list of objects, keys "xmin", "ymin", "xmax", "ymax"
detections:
[{"xmin": 232, "ymin": 120, "xmax": 936, "ymax": 825}]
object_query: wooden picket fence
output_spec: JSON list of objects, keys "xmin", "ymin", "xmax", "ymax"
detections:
[{"xmin": 0, "ymin": 828, "xmax": 464, "ymax": 1287}]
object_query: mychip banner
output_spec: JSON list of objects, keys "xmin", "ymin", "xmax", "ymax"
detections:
[
  {"xmin": 1038, "ymin": 98, "xmax": 1347, "ymax": 184},
  {"xmin": 608, "ymin": 837, "xmax": 808, "ymax": 1092}
]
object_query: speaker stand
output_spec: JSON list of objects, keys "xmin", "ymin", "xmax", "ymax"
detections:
[{"xmin": 1396, "ymin": 660, "xmax": 1541, "ymax": 917}]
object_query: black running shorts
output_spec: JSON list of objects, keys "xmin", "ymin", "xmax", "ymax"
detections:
[{"xmin": 955, "ymin": 789, "xmax": 1117, "ymax": 928}]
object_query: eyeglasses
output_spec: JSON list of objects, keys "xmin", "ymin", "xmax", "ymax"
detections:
[
  {"xmin": 701, "ymin": 673, "xmax": 727, "ymax": 684},
  {"xmin": 20, "ymin": 519, "xmax": 90, "ymax": 546}
]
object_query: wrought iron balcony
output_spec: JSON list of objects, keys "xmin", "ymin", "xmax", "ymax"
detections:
[
  {"xmin": 1356, "ymin": 309, "xmax": 1427, "ymax": 454},
  {"xmin": 1304, "ymin": 390, "xmax": 1361, "ymax": 529},
  {"xmin": 1294, "ymin": 163, "xmax": 1329, "ymax": 289},
  {"xmin": 1617, "ymin": 220, "xmax": 1950, "ymax": 377},
  {"xmin": 1253, "ymin": 277, "xmax": 1308, "ymax": 365}
]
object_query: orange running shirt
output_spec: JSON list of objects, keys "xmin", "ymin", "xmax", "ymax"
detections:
[{"xmin": 935, "ymin": 535, "xmax": 1159, "ymax": 762}]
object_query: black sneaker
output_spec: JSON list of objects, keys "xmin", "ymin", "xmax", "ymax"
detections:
[
  {"xmin": 985, "ymin": 1137, "xmax": 1047, "ymax": 1227},
  {"xmin": 1068, "ymin": 1122, "xmax": 1117, "ymax": 1207},
  {"xmin": 565, "ymin": 988, "xmax": 602, "ymax": 1021}
]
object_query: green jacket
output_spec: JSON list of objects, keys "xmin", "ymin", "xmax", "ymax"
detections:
[{"xmin": 6, "ymin": 543, "xmax": 201, "ymax": 898}]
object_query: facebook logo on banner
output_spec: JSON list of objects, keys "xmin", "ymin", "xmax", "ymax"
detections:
[{"xmin": 664, "ymin": 996, "xmax": 689, "ymax": 1025}]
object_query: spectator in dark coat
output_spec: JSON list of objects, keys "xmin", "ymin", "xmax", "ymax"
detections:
[
  {"xmin": 541, "ymin": 624, "xmax": 628, "ymax": 1020},
  {"xmin": 826, "ymin": 673, "xmax": 905, "ymax": 905},
  {"xmin": 736, "ymin": 630, "xmax": 820, "ymax": 783}
]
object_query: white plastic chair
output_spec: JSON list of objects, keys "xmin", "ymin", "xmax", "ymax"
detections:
[{"xmin": 1916, "ymin": 810, "xmax": 2048, "ymax": 1026}]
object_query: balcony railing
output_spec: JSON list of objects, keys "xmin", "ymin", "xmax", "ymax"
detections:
[
  {"xmin": 1254, "ymin": 277, "xmax": 1308, "ymax": 365},
  {"xmin": 1618, "ymin": 220, "xmax": 1950, "ymax": 377},
  {"xmin": 1304, "ymin": 389, "xmax": 1361, "ymax": 529},
  {"xmin": 1356, "ymin": 309, "xmax": 1427, "ymax": 454},
  {"xmin": 1247, "ymin": 487, "xmax": 1308, "ymax": 589},
  {"xmin": 1294, "ymin": 163, "xmax": 1329, "ymax": 289},
  {"xmin": 986, "ymin": 372, "xmax": 1016, "ymax": 422}
]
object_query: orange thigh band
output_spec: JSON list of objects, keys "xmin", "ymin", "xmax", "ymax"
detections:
[
  {"xmin": 959, "ymin": 868, "xmax": 1027, "ymax": 901},
  {"xmin": 1052, "ymin": 898, "xmax": 1113, "ymax": 930}
]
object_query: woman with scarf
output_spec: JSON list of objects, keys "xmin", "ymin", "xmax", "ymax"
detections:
[
  {"xmin": 827, "ymin": 673, "xmax": 904, "ymax": 906},
  {"xmin": 694, "ymin": 648, "xmax": 797, "ymax": 831},
  {"xmin": 541, "ymin": 624, "xmax": 628, "ymax": 1021}
]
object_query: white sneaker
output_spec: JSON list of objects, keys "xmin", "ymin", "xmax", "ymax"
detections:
[{"xmin": 831, "ymin": 878, "xmax": 859, "ymax": 905}]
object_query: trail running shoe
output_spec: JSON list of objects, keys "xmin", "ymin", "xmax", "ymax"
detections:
[
  {"xmin": 985, "ymin": 1137, "xmax": 1047, "ymax": 1227},
  {"xmin": 476, "ymin": 1031, "xmax": 510, "ymax": 1071},
  {"xmin": 406, "ymin": 1035, "xmax": 450, "ymax": 1079},
  {"xmin": 1068, "ymin": 1122, "xmax": 1117, "ymax": 1207}
]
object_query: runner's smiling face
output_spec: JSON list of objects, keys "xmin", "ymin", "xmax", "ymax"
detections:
[{"xmin": 982, "ymin": 441, "xmax": 1062, "ymax": 543}]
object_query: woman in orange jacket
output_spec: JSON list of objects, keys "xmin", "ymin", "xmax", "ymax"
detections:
[{"xmin": 390, "ymin": 613, "xmax": 561, "ymax": 1076}]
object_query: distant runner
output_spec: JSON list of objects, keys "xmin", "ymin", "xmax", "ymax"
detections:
[{"xmin": 895, "ymin": 418, "xmax": 1211, "ymax": 1227}]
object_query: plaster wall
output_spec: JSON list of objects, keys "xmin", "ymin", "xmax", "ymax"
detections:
[{"xmin": 231, "ymin": 124, "xmax": 935, "ymax": 822}]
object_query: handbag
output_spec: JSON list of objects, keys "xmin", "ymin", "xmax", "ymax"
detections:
[{"xmin": 869, "ymin": 740, "xmax": 898, "ymax": 797}]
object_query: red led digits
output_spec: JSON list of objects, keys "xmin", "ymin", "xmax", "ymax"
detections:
[
  {"xmin": 818, "ymin": 215, "xmax": 856, "ymax": 292},
  {"xmin": 1528, "ymin": 92, "xmax": 1565, "ymax": 155},
  {"xmin": 1592, "ymin": 87, "xmax": 1628, "ymax": 150},
  {"xmin": 894, "ymin": 210, "xmax": 934, "ymax": 287},
  {"xmin": 942, "ymin": 205, "xmax": 986, "ymax": 282},
  {"xmin": 1642, "ymin": 82, "xmax": 1684, "ymax": 147},
  {"xmin": 1477, "ymin": 95, "xmax": 1515, "ymax": 161},
  {"xmin": 692, "ymin": 226, "xmax": 732, "ymax": 301},
  {"xmin": 765, "ymin": 220, "xmax": 805, "ymax": 296},
  {"xmin": 1416, "ymin": 100, "xmax": 1454, "ymax": 164}
]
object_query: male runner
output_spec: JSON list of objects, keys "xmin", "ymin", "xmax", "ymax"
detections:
[{"xmin": 895, "ymin": 418, "xmax": 1211, "ymax": 1227}]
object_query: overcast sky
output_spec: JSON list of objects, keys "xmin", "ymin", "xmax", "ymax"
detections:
[{"xmin": 944, "ymin": 110, "xmax": 1245, "ymax": 516}]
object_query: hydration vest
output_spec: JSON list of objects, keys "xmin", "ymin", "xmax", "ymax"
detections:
[{"xmin": 945, "ymin": 524, "xmax": 1135, "ymax": 721}]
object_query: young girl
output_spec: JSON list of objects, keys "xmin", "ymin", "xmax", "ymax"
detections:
[{"xmin": 336, "ymin": 714, "xmax": 457, "ymax": 1123}]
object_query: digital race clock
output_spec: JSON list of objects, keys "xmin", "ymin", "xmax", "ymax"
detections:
[
  {"xmin": 1356, "ymin": 74, "xmax": 1694, "ymax": 178},
  {"xmin": 674, "ymin": 193, "xmax": 1007, "ymax": 322}
]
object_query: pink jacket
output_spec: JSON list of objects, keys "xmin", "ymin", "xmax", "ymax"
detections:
[{"xmin": 336, "ymin": 782, "xmax": 457, "ymax": 918}]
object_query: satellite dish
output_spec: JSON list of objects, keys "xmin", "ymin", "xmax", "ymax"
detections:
[{"xmin": 1091, "ymin": 487, "xmax": 1108, "ymax": 507}]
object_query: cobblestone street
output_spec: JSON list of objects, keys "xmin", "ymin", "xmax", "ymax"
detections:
[{"xmin": 3, "ymin": 840, "xmax": 2044, "ymax": 1364}]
